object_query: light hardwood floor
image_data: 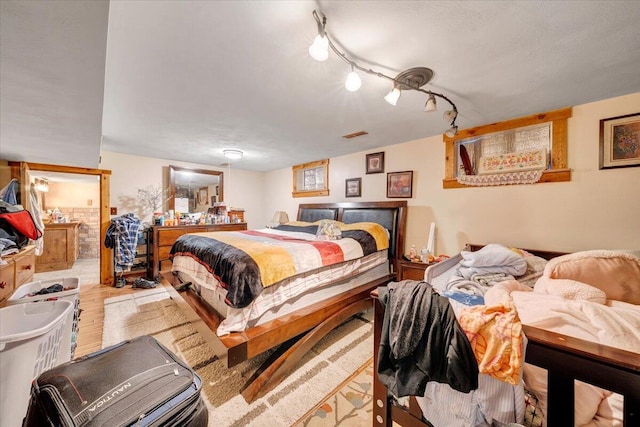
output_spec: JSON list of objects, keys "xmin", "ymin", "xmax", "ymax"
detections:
[{"xmin": 75, "ymin": 283, "xmax": 137, "ymax": 357}]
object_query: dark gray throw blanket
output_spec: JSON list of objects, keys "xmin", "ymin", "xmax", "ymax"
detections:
[
  {"xmin": 170, "ymin": 234, "xmax": 261, "ymax": 308},
  {"xmin": 377, "ymin": 280, "xmax": 479, "ymax": 397}
]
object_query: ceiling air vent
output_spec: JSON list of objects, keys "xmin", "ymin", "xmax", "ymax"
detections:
[{"xmin": 342, "ymin": 131, "xmax": 368, "ymax": 139}]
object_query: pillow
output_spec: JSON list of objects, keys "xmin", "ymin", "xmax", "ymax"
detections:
[
  {"xmin": 535, "ymin": 277, "xmax": 607, "ymax": 304},
  {"xmin": 315, "ymin": 219, "xmax": 342, "ymax": 240},
  {"xmin": 543, "ymin": 250, "xmax": 640, "ymax": 304}
]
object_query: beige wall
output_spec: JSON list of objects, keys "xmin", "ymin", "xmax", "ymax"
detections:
[
  {"xmin": 99, "ymin": 151, "xmax": 264, "ymax": 227},
  {"xmin": 44, "ymin": 181, "xmax": 100, "ymax": 210},
  {"xmin": 263, "ymin": 92, "xmax": 640, "ymax": 256}
]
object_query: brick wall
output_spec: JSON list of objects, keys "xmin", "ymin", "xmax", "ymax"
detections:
[{"xmin": 58, "ymin": 207, "xmax": 100, "ymax": 259}]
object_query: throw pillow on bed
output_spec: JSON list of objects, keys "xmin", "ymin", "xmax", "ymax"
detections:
[{"xmin": 315, "ymin": 219, "xmax": 342, "ymax": 240}]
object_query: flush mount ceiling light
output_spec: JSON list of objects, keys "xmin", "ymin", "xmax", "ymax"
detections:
[
  {"xmin": 223, "ymin": 149, "xmax": 243, "ymax": 160},
  {"xmin": 309, "ymin": 10, "xmax": 459, "ymax": 137}
]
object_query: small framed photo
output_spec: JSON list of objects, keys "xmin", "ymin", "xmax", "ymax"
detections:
[
  {"xmin": 345, "ymin": 177, "xmax": 362, "ymax": 198},
  {"xmin": 599, "ymin": 112, "xmax": 640, "ymax": 169},
  {"xmin": 387, "ymin": 171, "xmax": 413, "ymax": 198},
  {"xmin": 366, "ymin": 152, "xmax": 385, "ymax": 174},
  {"xmin": 198, "ymin": 187, "xmax": 208, "ymax": 205}
]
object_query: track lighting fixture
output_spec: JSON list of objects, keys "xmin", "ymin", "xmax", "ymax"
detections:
[{"xmin": 309, "ymin": 10, "xmax": 459, "ymax": 136}]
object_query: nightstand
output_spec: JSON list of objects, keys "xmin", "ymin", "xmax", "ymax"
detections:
[{"xmin": 397, "ymin": 260, "xmax": 429, "ymax": 281}]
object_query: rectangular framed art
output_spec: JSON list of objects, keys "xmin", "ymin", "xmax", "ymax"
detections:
[
  {"xmin": 366, "ymin": 152, "xmax": 385, "ymax": 174},
  {"xmin": 345, "ymin": 177, "xmax": 361, "ymax": 197},
  {"xmin": 198, "ymin": 187, "xmax": 209, "ymax": 205},
  {"xmin": 599, "ymin": 112, "xmax": 640, "ymax": 169},
  {"xmin": 387, "ymin": 171, "xmax": 413, "ymax": 198}
]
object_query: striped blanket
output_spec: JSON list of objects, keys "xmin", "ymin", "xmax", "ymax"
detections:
[{"xmin": 170, "ymin": 221, "xmax": 389, "ymax": 308}]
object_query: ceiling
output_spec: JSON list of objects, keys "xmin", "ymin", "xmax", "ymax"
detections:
[{"xmin": 2, "ymin": 1, "xmax": 640, "ymax": 173}]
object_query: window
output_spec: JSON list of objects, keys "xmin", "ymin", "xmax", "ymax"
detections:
[
  {"xmin": 292, "ymin": 159, "xmax": 329, "ymax": 197},
  {"xmin": 443, "ymin": 107, "xmax": 572, "ymax": 188}
]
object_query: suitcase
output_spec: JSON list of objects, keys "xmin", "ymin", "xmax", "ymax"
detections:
[{"xmin": 23, "ymin": 335, "xmax": 208, "ymax": 427}]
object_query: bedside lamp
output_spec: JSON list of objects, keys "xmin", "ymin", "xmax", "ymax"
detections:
[{"xmin": 271, "ymin": 211, "xmax": 289, "ymax": 227}]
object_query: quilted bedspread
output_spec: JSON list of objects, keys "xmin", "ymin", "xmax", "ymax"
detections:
[{"xmin": 170, "ymin": 221, "xmax": 389, "ymax": 308}]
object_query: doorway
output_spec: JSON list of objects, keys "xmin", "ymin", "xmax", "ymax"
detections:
[{"xmin": 9, "ymin": 161, "xmax": 113, "ymax": 285}]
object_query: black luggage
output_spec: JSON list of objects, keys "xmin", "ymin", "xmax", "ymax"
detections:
[{"xmin": 23, "ymin": 335, "xmax": 208, "ymax": 427}]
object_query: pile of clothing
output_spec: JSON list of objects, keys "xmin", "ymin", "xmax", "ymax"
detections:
[
  {"xmin": 105, "ymin": 213, "xmax": 141, "ymax": 272},
  {"xmin": 446, "ymin": 243, "xmax": 528, "ymax": 297}
]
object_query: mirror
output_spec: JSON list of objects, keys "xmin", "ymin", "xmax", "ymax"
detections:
[{"xmin": 168, "ymin": 165, "xmax": 224, "ymax": 213}]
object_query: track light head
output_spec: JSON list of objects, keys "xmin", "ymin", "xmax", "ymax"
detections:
[
  {"xmin": 445, "ymin": 125, "xmax": 459, "ymax": 138},
  {"xmin": 443, "ymin": 109, "xmax": 458, "ymax": 122},
  {"xmin": 384, "ymin": 87, "xmax": 401, "ymax": 106},
  {"xmin": 424, "ymin": 94, "xmax": 437, "ymax": 112},
  {"xmin": 309, "ymin": 34, "xmax": 329, "ymax": 62},
  {"xmin": 345, "ymin": 66, "xmax": 362, "ymax": 92}
]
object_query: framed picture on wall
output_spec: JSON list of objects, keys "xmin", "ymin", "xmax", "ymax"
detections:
[
  {"xmin": 345, "ymin": 177, "xmax": 362, "ymax": 197},
  {"xmin": 387, "ymin": 171, "xmax": 413, "ymax": 198},
  {"xmin": 366, "ymin": 152, "xmax": 385, "ymax": 174},
  {"xmin": 599, "ymin": 112, "xmax": 640, "ymax": 169},
  {"xmin": 198, "ymin": 187, "xmax": 208, "ymax": 205}
]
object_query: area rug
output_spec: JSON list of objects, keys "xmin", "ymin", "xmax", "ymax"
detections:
[
  {"xmin": 294, "ymin": 361, "xmax": 374, "ymax": 426},
  {"xmin": 102, "ymin": 287, "xmax": 373, "ymax": 426}
]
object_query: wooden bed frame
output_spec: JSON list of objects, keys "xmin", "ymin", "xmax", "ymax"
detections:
[
  {"xmin": 372, "ymin": 244, "xmax": 640, "ymax": 427},
  {"xmin": 161, "ymin": 200, "xmax": 407, "ymax": 402}
]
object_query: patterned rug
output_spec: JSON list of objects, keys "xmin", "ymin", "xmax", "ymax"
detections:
[
  {"xmin": 102, "ymin": 287, "xmax": 373, "ymax": 426},
  {"xmin": 294, "ymin": 362, "xmax": 374, "ymax": 426}
]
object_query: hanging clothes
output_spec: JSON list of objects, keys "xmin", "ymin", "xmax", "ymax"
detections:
[
  {"xmin": 28, "ymin": 184, "xmax": 45, "ymax": 255},
  {"xmin": 0, "ymin": 178, "xmax": 20, "ymax": 206},
  {"xmin": 105, "ymin": 213, "xmax": 141, "ymax": 272}
]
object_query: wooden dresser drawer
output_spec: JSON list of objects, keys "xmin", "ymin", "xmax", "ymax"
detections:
[
  {"xmin": 157, "ymin": 227, "xmax": 206, "ymax": 246},
  {"xmin": 158, "ymin": 246, "xmax": 173, "ymax": 261},
  {"xmin": 15, "ymin": 250, "xmax": 35, "ymax": 286},
  {"xmin": 0, "ymin": 263, "xmax": 15, "ymax": 302},
  {"xmin": 213, "ymin": 223, "xmax": 247, "ymax": 232}
]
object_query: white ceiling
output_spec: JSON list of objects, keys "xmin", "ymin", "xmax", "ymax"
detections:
[{"xmin": 2, "ymin": 1, "xmax": 640, "ymax": 173}]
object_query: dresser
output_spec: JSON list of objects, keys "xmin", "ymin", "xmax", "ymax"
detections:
[
  {"xmin": 151, "ymin": 223, "xmax": 247, "ymax": 279},
  {"xmin": 0, "ymin": 245, "xmax": 36, "ymax": 304},
  {"xmin": 36, "ymin": 222, "xmax": 81, "ymax": 272}
]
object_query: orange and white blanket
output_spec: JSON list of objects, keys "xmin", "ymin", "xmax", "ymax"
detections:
[{"xmin": 457, "ymin": 302, "xmax": 524, "ymax": 386}]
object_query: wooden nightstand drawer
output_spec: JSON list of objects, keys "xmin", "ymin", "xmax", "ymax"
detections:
[{"xmin": 397, "ymin": 260, "xmax": 429, "ymax": 281}]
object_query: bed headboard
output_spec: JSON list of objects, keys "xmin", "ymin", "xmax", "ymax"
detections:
[
  {"xmin": 298, "ymin": 201, "xmax": 407, "ymax": 271},
  {"xmin": 465, "ymin": 243, "xmax": 568, "ymax": 260}
]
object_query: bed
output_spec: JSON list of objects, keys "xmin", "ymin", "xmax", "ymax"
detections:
[
  {"xmin": 372, "ymin": 243, "xmax": 640, "ymax": 427},
  {"xmin": 161, "ymin": 201, "xmax": 407, "ymax": 402}
]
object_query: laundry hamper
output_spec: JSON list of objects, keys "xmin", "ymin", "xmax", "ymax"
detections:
[
  {"xmin": 7, "ymin": 277, "xmax": 80, "ymax": 363},
  {"xmin": 0, "ymin": 299, "xmax": 73, "ymax": 427}
]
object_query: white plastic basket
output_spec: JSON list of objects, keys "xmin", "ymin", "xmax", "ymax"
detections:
[
  {"xmin": 0, "ymin": 299, "xmax": 73, "ymax": 427},
  {"xmin": 7, "ymin": 277, "xmax": 80, "ymax": 364}
]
